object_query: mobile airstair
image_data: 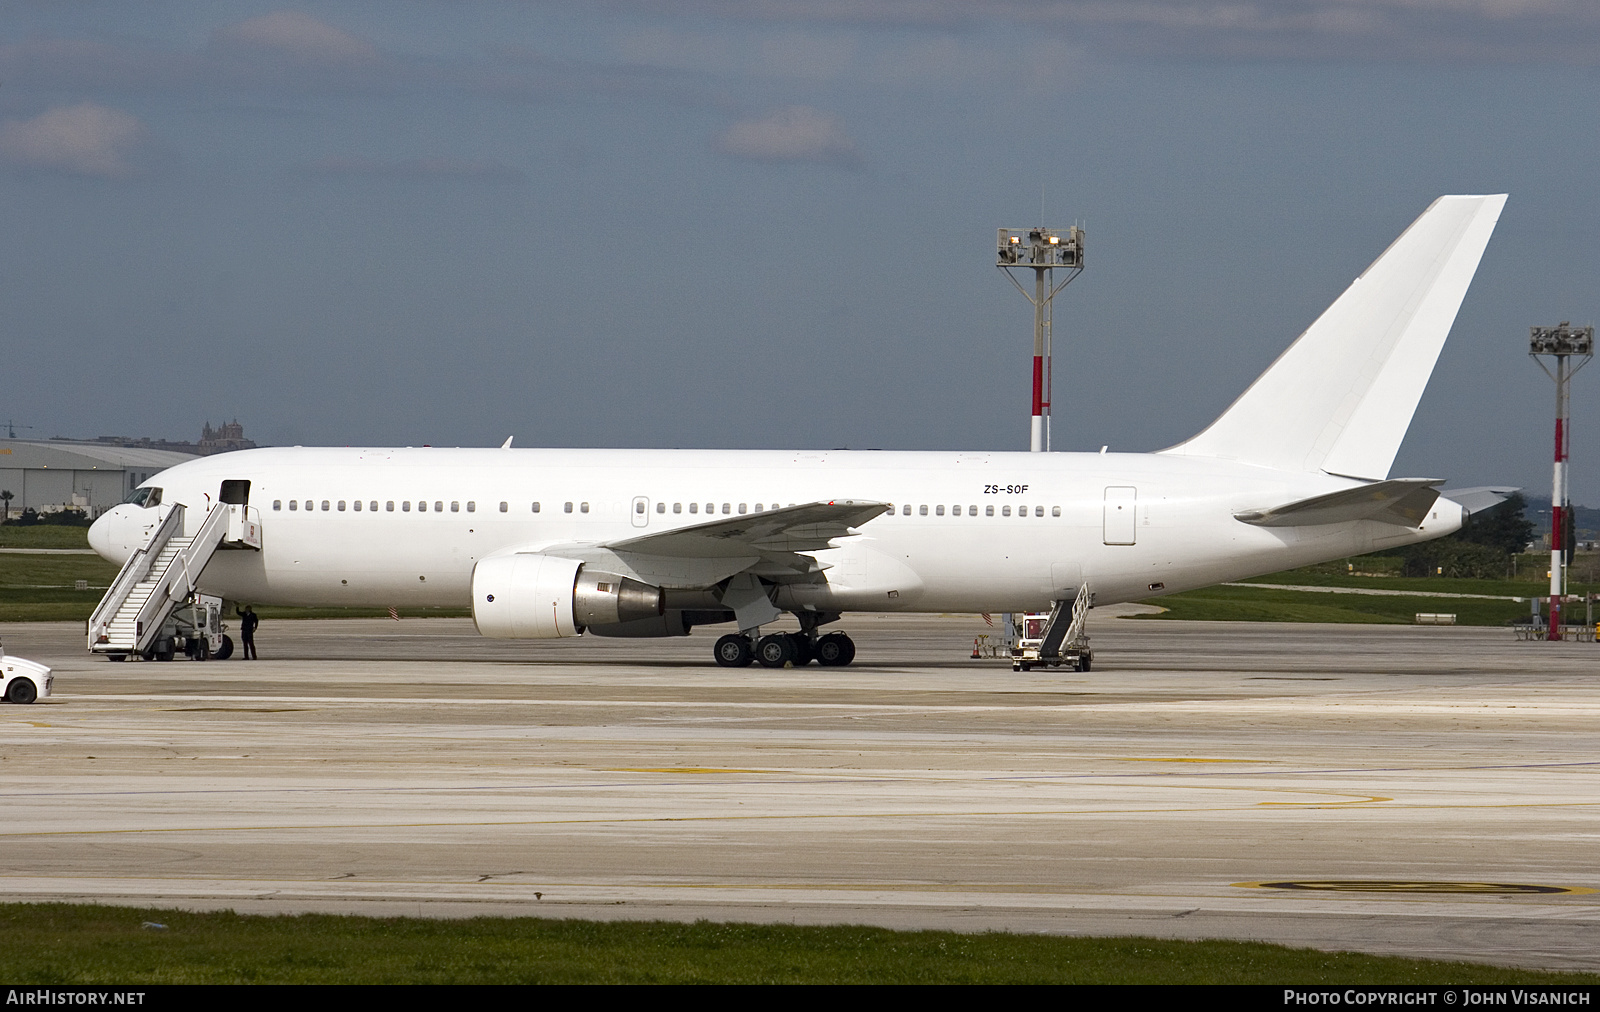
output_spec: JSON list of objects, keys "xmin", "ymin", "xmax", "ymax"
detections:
[
  {"xmin": 1012, "ymin": 583, "xmax": 1093, "ymax": 672},
  {"xmin": 87, "ymin": 503, "xmax": 261, "ymax": 661}
]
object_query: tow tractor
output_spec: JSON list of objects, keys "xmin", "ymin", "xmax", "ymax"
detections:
[{"xmin": 1012, "ymin": 586, "xmax": 1092, "ymax": 672}]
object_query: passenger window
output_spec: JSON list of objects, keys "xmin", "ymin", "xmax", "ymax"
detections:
[
  {"xmin": 418, "ymin": 501, "xmax": 427, "ymax": 512},
  {"xmin": 386, "ymin": 501, "xmax": 394, "ymax": 512},
  {"xmin": 273, "ymin": 500, "xmax": 282, "ymax": 511},
  {"xmin": 986, "ymin": 504, "xmax": 994, "ymax": 516},
  {"xmin": 919, "ymin": 505, "xmax": 928, "ymax": 516},
  {"xmin": 722, "ymin": 503, "xmax": 730, "ymax": 514},
  {"xmin": 289, "ymin": 500, "xmax": 298, "ymax": 511},
  {"xmin": 532, "ymin": 502, "xmax": 540, "ymax": 513},
  {"xmin": 338, "ymin": 501, "xmax": 346, "ymax": 511},
  {"xmin": 936, "ymin": 505, "xmax": 945, "ymax": 516},
  {"xmin": 656, "ymin": 502, "xmax": 666, "ymax": 513},
  {"xmin": 637, "ymin": 501, "xmax": 646, "ymax": 514},
  {"xmin": 902, "ymin": 504, "xmax": 911, "ymax": 516},
  {"xmin": 402, "ymin": 501, "xmax": 411, "ymax": 512},
  {"xmin": 499, "ymin": 502, "xmax": 508, "ymax": 513},
  {"xmin": 689, "ymin": 503, "xmax": 698, "ymax": 514},
  {"xmin": 466, "ymin": 502, "xmax": 475, "ymax": 512},
  {"xmin": 969, "ymin": 505, "xmax": 977, "ymax": 515},
  {"xmin": 435, "ymin": 501, "xmax": 444, "ymax": 512},
  {"xmin": 738, "ymin": 503, "xmax": 747, "ymax": 514},
  {"xmin": 564, "ymin": 502, "xmax": 573, "ymax": 513},
  {"xmin": 674, "ymin": 503, "xmax": 682, "ymax": 514},
  {"xmin": 1052, "ymin": 506, "xmax": 1060, "ymax": 517},
  {"xmin": 1035, "ymin": 506, "xmax": 1044, "ymax": 517},
  {"xmin": 369, "ymin": 501, "xmax": 377, "ymax": 512},
  {"xmin": 451, "ymin": 502, "xmax": 460, "ymax": 513},
  {"xmin": 354, "ymin": 501, "xmax": 362, "ymax": 512},
  {"xmin": 1002, "ymin": 505, "xmax": 1011, "ymax": 516},
  {"xmin": 753, "ymin": 503, "xmax": 763, "ymax": 512},
  {"xmin": 580, "ymin": 502, "xmax": 590, "ymax": 513},
  {"xmin": 322, "ymin": 500, "xmax": 331, "ymax": 511}
]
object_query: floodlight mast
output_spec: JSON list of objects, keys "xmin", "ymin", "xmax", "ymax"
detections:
[
  {"xmin": 997, "ymin": 225, "xmax": 1084, "ymax": 451},
  {"xmin": 1529, "ymin": 322, "xmax": 1594, "ymax": 640}
]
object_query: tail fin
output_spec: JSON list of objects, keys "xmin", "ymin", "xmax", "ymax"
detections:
[{"xmin": 1163, "ymin": 195, "xmax": 1506, "ymax": 479}]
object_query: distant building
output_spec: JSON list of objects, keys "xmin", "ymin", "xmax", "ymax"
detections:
[
  {"xmin": 200, "ymin": 419, "xmax": 254, "ymax": 454},
  {"xmin": 49, "ymin": 420, "xmax": 258, "ymax": 458},
  {"xmin": 0, "ymin": 441, "xmax": 199, "ymax": 519}
]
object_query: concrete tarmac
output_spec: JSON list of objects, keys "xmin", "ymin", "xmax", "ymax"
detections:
[{"xmin": 1, "ymin": 611, "xmax": 1597, "ymax": 971}]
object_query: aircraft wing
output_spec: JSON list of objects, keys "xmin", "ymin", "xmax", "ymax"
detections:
[
  {"xmin": 1235, "ymin": 478, "xmax": 1443, "ymax": 528},
  {"xmin": 516, "ymin": 500, "xmax": 892, "ymax": 590},
  {"xmin": 602, "ymin": 499, "xmax": 892, "ymax": 557}
]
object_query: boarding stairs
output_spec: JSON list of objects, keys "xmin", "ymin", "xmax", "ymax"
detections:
[
  {"xmin": 1012, "ymin": 582, "xmax": 1093, "ymax": 672},
  {"xmin": 88, "ymin": 503, "xmax": 260, "ymax": 657}
]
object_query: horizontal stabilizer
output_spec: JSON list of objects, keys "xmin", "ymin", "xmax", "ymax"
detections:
[
  {"xmin": 1235, "ymin": 478, "xmax": 1442, "ymax": 528},
  {"xmin": 1439, "ymin": 486, "xmax": 1518, "ymax": 516}
]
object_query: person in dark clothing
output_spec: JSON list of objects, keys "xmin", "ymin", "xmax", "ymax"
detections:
[{"xmin": 240, "ymin": 606, "xmax": 259, "ymax": 660}]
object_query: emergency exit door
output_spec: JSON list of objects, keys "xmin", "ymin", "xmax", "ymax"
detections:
[{"xmin": 1103, "ymin": 487, "xmax": 1137, "ymax": 545}]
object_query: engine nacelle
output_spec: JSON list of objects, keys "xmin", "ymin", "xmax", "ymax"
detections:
[{"xmin": 472, "ymin": 554, "xmax": 664, "ymax": 638}]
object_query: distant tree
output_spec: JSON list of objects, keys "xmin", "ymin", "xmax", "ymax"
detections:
[
  {"xmin": 42, "ymin": 508, "xmax": 90, "ymax": 527},
  {"xmin": 13, "ymin": 507, "xmax": 40, "ymax": 526},
  {"xmin": 0, "ymin": 490, "xmax": 11, "ymax": 522},
  {"xmin": 1401, "ymin": 538, "xmax": 1508, "ymax": 579},
  {"xmin": 1455, "ymin": 491, "xmax": 1537, "ymax": 556}
]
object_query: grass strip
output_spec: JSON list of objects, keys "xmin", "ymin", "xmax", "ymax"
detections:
[
  {"xmin": 1, "ymin": 904, "xmax": 1595, "ymax": 985},
  {"xmin": 1136, "ymin": 585, "xmax": 1534, "ymax": 625}
]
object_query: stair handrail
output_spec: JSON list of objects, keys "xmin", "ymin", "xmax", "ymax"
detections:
[
  {"xmin": 129, "ymin": 504, "xmax": 233, "ymax": 655},
  {"xmin": 87, "ymin": 504, "xmax": 185, "ymax": 648}
]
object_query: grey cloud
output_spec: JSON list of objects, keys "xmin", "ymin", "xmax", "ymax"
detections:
[
  {"xmin": 581, "ymin": 0, "xmax": 1600, "ymax": 63},
  {"xmin": 299, "ymin": 156, "xmax": 527, "ymax": 183},
  {"xmin": 210, "ymin": 10, "xmax": 381, "ymax": 67},
  {"xmin": 0, "ymin": 102, "xmax": 151, "ymax": 178},
  {"xmin": 714, "ymin": 105, "xmax": 863, "ymax": 166}
]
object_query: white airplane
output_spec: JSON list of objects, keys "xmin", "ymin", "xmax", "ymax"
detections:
[{"xmin": 88, "ymin": 194, "xmax": 1508, "ymax": 668}]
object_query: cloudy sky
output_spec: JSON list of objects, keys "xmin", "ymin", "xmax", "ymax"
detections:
[{"xmin": 2, "ymin": 2, "xmax": 1598, "ymax": 499}]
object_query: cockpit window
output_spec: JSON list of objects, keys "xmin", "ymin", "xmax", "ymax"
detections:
[{"xmin": 123, "ymin": 486, "xmax": 162, "ymax": 508}]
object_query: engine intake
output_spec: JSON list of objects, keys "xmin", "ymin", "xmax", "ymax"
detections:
[{"xmin": 472, "ymin": 554, "xmax": 664, "ymax": 638}]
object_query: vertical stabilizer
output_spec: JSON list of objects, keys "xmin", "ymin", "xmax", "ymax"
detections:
[{"xmin": 1163, "ymin": 195, "xmax": 1506, "ymax": 479}]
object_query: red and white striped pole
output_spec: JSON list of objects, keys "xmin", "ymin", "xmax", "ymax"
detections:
[
  {"xmin": 1549, "ymin": 358, "xmax": 1567, "ymax": 640},
  {"xmin": 1031, "ymin": 263, "xmax": 1047, "ymax": 452},
  {"xmin": 1530, "ymin": 323, "xmax": 1593, "ymax": 642}
]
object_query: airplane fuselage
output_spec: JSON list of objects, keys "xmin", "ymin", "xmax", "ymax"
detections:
[{"xmin": 89, "ymin": 446, "xmax": 1462, "ymax": 616}]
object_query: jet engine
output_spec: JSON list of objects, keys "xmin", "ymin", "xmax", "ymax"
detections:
[{"xmin": 472, "ymin": 554, "xmax": 664, "ymax": 638}]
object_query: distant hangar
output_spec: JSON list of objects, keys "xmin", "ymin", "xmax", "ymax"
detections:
[{"xmin": 0, "ymin": 440, "xmax": 199, "ymax": 518}]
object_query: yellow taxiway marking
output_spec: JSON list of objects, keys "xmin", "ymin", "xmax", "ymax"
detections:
[{"xmin": 1235, "ymin": 880, "xmax": 1597, "ymax": 896}]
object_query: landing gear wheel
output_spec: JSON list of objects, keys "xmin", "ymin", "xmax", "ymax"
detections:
[
  {"xmin": 756, "ymin": 634, "xmax": 796, "ymax": 669},
  {"xmin": 815, "ymin": 632, "xmax": 855, "ymax": 667},
  {"xmin": 213, "ymin": 635, "xmax": 234, "ymax": 661},
  {"xmin": 785, "ymin": 633, "xmax": 812, "ymax": 666},
  {"xmin": 6, "ymin": 678, "xmax": 37, "ymax": 705},
  {"xmin": 714, "ymin": 634, "xmax": 754, "ymax": 668}
]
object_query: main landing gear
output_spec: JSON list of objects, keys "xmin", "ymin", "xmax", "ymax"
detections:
[{"xmin": 713, "ymin": 629, "xmax": 855, "ymax": 668}]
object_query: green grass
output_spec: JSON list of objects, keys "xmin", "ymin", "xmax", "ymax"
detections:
[
  {"xmin": 0, "ymin": 524, "xmax": 93, "ymax": 549},
  {"xmin": 1, "ymin": 904, "xmax": 1594, "ymax": 984},
  {"xmin": 1137, "ymin": 584, "xmax": 1536, "ymax": 626}
]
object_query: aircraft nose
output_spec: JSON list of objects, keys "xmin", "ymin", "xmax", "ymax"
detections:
[{"xmin": 88, "ymin": 507, "xmax": 133, "ymax": 565}]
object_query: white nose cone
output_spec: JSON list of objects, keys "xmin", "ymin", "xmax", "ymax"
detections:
[{"xmin": 88, "ymin": 507, "xmax": 137, "ymax": 565}]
